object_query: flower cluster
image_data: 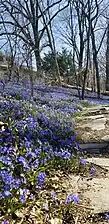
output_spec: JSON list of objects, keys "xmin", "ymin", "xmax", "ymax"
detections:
[
  {"xmin": 0, "ymin": 96, "xmax": 78, "ymax": 213},
  {"xmin": 66, "ymin": 193, "xmax": 80, "ymax": 204},
  {"xmin": 0, "ymin": 82, "xmax": 86, "ymax": 221}
]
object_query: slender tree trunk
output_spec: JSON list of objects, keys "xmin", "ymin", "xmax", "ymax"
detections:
[
  {"xmin": 53, "ymin": 53, "xmax": 61, "ymax": 85},
  {"xmin": 47, "ymin": 1, "xmax": 61, "ymax": 85},
  {"xmin": 91, "ymin": 25, "xmax": 100, "ymax": 98},
  {"xmin": 106, "ymin": 22, "xmax": 109, "ymax": 91},
  {"xmin": 81, "ymin": 46, "xmax": 89, "ymax": 100},
  {"xmin": 81, "ymin": 0, "xmax": 90, "ymax": 100},
  {"xmin": 38, "ymin": 1, "xmax": 61, "ymax": 85},
  {"xmin": 34, "ymin": 49, "xmax": 41, "ymax": 72},
  {"xmin": 15, "ymin": 69, "xmax": 20, "ymax": 83},
  {"xmin": 72, "ymin": 49, "xmax": 81, "ymax": 99},
  {"xmin": 78, "ymin": 41, "xmax": 84, "ymax": 86},
  {"xmin": 31, "ymin": 0, "xmax": 41, "ymax": 76},
  {"xmin": 93, "ymin": 52, "xmax": 100, "ymax": 97},
  {"xmin": 87, "ymin": 47, "xmax": 92, "ymax": 89},
  {"xmin": 35, "ymin": 53, "xmax": 41, "ymax": 70},
  {"xmin": 92, "ymin": 64, "xmax": 96, "ymax": 92}
]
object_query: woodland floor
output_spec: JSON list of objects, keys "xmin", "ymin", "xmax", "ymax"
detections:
[
  {"xmin": 1, "ymin": 83, "xmax": 109, "ymax": 224},
  {"xmin": 16, "ymin": 100, "xmax": 109, "ymax": 224}
]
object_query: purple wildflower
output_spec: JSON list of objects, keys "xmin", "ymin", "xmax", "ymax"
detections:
[
  {"xmin": 51, "ymin": 191, "xmax": 56, "ymax": 199},
  {"xmin": 4, "ymin": 220, "xmax": 8, "ymax": 224},
  {"xmin": 36, "ymin": 172, "xmax": 46, "ymax": 187},
  {"xmin": 55, "ymin": 201, "xmax": 59, "ymax": 206},
  {"xmin": 30, "ymin": 194, "xmax": 34, "ymax": 200},
  {"xmin": 1, "ymin": 147, "xmax": 8, "ymax": 154},
  {"xmin": 105, "ymin": 213, "xmax": 109, "ymax": 220},
  {"xmin": 20, "ymin": 194, "xmax": 26, "ymax": 203},
  {"xmin": 80, "ymin": 158, "xmax": 87, "ymax": 165},
  {"xmin": 91, "ymin": 167, "xmax": 95, "ymax": 176},
  {"xmin": 66, "ymin": 193, "xmax": 80, "ymax": 204},
  {"xmin": 3, "ymin": 191, "xmax": 12, "ymax": 197}
]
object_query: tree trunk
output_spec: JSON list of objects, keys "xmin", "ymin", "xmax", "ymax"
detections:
[
  {"xmin": 91, "ymin": 25, "xmax": 100, "ymax": 98},
  {"xmin": 106, "ymin": 22, "xmax": 109, "ymax": 91},
  {"xmin": 53, "ymin": 52, "xmax": 61, "ymax": 85},
  {"xmin": 78, "ymin": 41, "xmax": 84, "ymax": 86},
  {"xmin": 81, "ymin": 46, "xmax": 89, "ymax": 100},
  {"xmin": 34, "ymin": 48, "xmax": 41, "ymax": 72},
  {"xmin": 93, "ymin": 52, "xmax": 100, "ymax": 97},
  {"xmin": 92, "ymin": 64, "xmax": 96, "ymax": 92}
]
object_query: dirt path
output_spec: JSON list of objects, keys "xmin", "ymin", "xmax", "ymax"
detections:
[{"xmin": 74, "ymin": 104, "xmax": 109, "ymax": 223}]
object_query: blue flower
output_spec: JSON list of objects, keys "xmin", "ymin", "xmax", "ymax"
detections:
[
  {"xmin": 25, "ymin": 151, "xmax": 36, "ymax": 158},
  {"xmin": 4, "ymin": 220, "xmax": 8, "ymax": 224},
  {"xmin": 36, "ymin": 172, "xmax": 46, "ymax": 187},
  {"xmin": 12, "ymin": 179, "xmax": 21, "ymax": 189},
  {"xmin": 51, "ymin": 191, "xmax": 56, "ymax": 199},
  {"xmin": 4, "ymin": 185, "xmax": 11, "ymax": 191},
  {"xmin": 30, "ymin": 194, "xmax": 34, "ymax": 200},
  {"xmin": 1, "ymin": 147, "xmax": 8, "ymax": 154},
  {"xmin": 55, "ymin": 201, "xmax": 59, "ymax": 206},
  {"xmin": 3, "ymin": 191, "xmax": 12, "ymax": 197},
  {"xmin": 105, "ymin": 213, "xmax": 109, "ymax": 220},
  {"xmin": 91, "ymin": 167, "xmax": 95, "ymax": 176},
  {"xmin": 80, "ymin": 158, "xmax": 87, "ymax": 165},
  {"xmin": 17, "ymin": 156, "xmax": 26, "ymax": 165},
  {"xmin": 17, "ymin": 156, "xmax": 30, "ymax": 171},
  {"xmin": 58, "ymin": 150, "xmax": 71, "ymax": 159},
  {"xmin": 25, "ymin": 141, "xmax": 31, "ymax": 148},
  {"xmin": 3, "ymin": 156, "xmax": 12, "ymax": 166},
  {"xmin": 0, "ymin": 170, "xmax": 14, "ymax": 185},
  {"xmin": 32, "ymin": 159, "xmax": 39, "ymax": 168},
  {"xmin": 35, "ymin": 148, "xmax": 41, "ymax": 155},
  {"xmin": 66, "ymin": 193, "xmax": 80, "ymax": 204},
  {"xmin": 20, "ymin": 194, "xmax": 26, "ymax": 203}
]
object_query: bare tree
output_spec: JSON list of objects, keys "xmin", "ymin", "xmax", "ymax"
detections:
[
  {"xmin": 106, "ymin": 21, "xmax": 109, "ymax": 91},
  {"xmin": 0, "ymin": 0, "xmax": 70, "ymax": 74},
  {"xmin": 81, "ymin": 0, "xmax": 91, "ymax": 99},
  {"xmin": 0, "ymin": 13, "xmax": 20, "ymax": 81},
  {"xmin": 58, "ymin": 0, "xmax": 88, "ymax": 87},
  {"xmin": 57, "ymin": 0, "xmax": 107, "ymax": 98},
  {"xmin": 81, "ymin": 0, "xmax": 107, "ymax": 98},
  {"xmin": 39, "ymin": 0, "xmax": 61, "ymax": 84}
]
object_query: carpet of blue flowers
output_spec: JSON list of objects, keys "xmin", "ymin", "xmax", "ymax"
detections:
[{"xmin": 0, "ymin": 82, "xmax": 109, "ymax": 223}]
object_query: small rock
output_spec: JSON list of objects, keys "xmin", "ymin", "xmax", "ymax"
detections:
[
  {"xmin": 86, "ymin": 157, "xmax": 109, "ymax": 171},
  {"xmin": 80, "ymin": 142, "xmax": 108, "ymax": 150},
  {"xmin": 101, "ymin": 135, "xmax": 109, "ymax": 141},
  {"xmin": 84, "ymin": 115, "xmax": 105, "ymax": 120},
  {"xmin": 82, "ymin": 118, "xmax": 106, "ymax": 130},
  {"xmin": 83, "ymin": 177, "xmax": 109, "ymax": 213},
  {"xmin": 50, "ymin": 218, "xmax": 62, "ymax": 224}
]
